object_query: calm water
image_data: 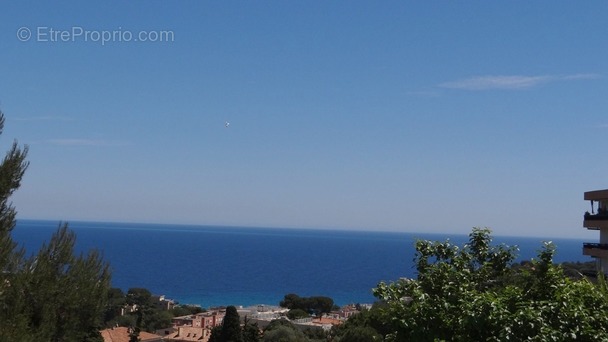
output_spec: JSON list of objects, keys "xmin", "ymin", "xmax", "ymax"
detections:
[{"xmin": 11, "ymin": 220, "xmax": 590, "ymax": 308}]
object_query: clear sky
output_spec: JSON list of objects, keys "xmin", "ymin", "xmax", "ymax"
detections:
[{"xmin": 1, "ymin": 1, "xmax": 607, "ymax": 238}]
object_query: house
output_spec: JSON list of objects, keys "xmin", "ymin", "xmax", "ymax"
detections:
[
  {"xmin": 312, "ymin": 317, "xmax": 343, "ymax": 331},
  {"xmin": 164, "ymin": 326, "xmax": 206, "ymax": 341},
  {"xmin": 100, "ymin": 326, "xmax": 163, "ymax": 342},
  {"xmin": 153, "ymin": 295, "xmax": 176, "ymax": 311},
  {"xmin": 583, "ymin": 189, "xmax": 608, "ymax": 273},
  {"xmin": 329, "ymin": 304, "xmax": 359, "ymax": 320},
  {"xmin": 167, "ymin": 309, "xmax": 225, "ymax": 341},
  {"xmin": 171, "ymin": 310, "xmax": 225, "ymax": 329}
]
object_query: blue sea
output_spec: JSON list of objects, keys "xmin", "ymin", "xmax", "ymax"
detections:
[{"xmin": 11, "ymin": 220, "xmax": 590, "ymax": 308}]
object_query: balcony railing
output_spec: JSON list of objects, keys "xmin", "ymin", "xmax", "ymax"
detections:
[
  {"xmin": 584, "ymin": 213, "xmax": 608, "ymax": 221},
  {"xmin": 583, "ymin": 243, "xmax": 608, "ymax": 250}
]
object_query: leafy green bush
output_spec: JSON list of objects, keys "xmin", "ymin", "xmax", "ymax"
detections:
[{"xmin": 373, "ymin": 228, "xmax": 608, "ymax": 341}]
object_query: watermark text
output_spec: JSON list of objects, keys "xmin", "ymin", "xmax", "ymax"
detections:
[{"xmin": 17, "ymin": 26, "xmax": 174, "ymax": 45}]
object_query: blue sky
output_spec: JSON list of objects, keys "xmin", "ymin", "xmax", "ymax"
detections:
[{"xmin": 1, "ymin": 1, "xmax": 607, "ymax": 238}]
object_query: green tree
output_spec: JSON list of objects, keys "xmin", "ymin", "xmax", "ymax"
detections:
[
  {"xmin": 373, "ymin": 227, "xmax": 608, "ymax": 341},
  {"xmin": 262, "ymin": 320, "xmax": 308, "ymax": 342},
  {"xmin": 279, "ymin": 294, "xmax": 335, "ymax": 316},
  {"xmin": 242, "ymin": 317, "xmax": 261, "ymax": 342},
  {"xmin": 129, "ymin": 323, "xmax": 141, "ymax": 342},
  {"xmin": 221, "ymin": 305, "xmax": 243, "ymax": 342},
  {"xmin": 171, "ymin": 304, "xmax": 204, "ymax": 317},
  {"xmin": 23, "ymin": 224, "xmax": 111, "ymax": 341},
  {"xmin": 286, "ymin": 309, "xmax": 309, "ymax": 320},
  {"xmin": 0, "ymin": 111, "xmax": 30, "ymax": 340},
  {"xmin": 208, "ymin": 325, "xmax": 223, "ymax": 342},
  {"xmin": 123, "ymin": 287, "xmax": 172, "ymax": 333},
  {"xmin": 307, "ymin": 296, "xmax": 334, "ymax": 316},
  {"xmin": 279, "ymin": 293, "xmax": 303, "ymax": 310},
  {"xmin": 126, "ymin": 287, "xmax": 153, "ymax": 308},
  {"xmin": 331, "ymin": 303, "xmax": 388, "ymax": 340},
  {"xmin": 336, "ymin": 326, "xmax": 382, "ymax": 342},
  {"xmin": 0, "ymin": 110, "xmax": 111, "ymax": 341},
  {"xmin": 144, "ymin": 309, "xmax": 172, "ymax": 332},
  {"xmin": 301, "ymin": 326, "xmax": 326, "ymax": 342},
  {"xmin": 262, "ymin": 326, "xmax": 305, "ymax": 342},
  {"xmin": 104, "ymin": 288, "xmax": 127, "ymax": 326}
]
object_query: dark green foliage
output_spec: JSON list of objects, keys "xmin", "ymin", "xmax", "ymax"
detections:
[
  {"xmin": 279, "ymin": 294, "xmax": 334, "ymax": 316},
  {"xmin": 286, "ymin": 308, "xmax": 309, "ymax": 320},
  {"xmin": 279, "ymin": 294, "xmax": 301, "ymax": 309},
  {"xmin": 127, "ymin": 287, "xmax": 153, "ymax": 307},
  {"xmin": 129, "ymin": 322, "xmax": 141, "ymax": 342},
  {"xmin": 0, "ymin": 111, "xmax": 110, "ymax": 341},
  {"xmin": 336, "ymin": 326, "xmax": 382, "ymax": 342},
  {"xmin": 24, "ymin": 225, "xmax": 111, "ymax": 341},
  {"xmin": 143, "ymin": 309, "xmax": 173, "ymax": 332},
  {"xmin": 104, "ymin": 287, "xmax": 173, "ymax": 333},
  {"xmin": 114, "ymin": 314, "xmax": 137, "ymax": 329},
  {"xmin": 215, "ymin": 312, "xmax": 261, "ymax": 342},
  {"xmin": 331, "ymin": 303, "xmax": 388, "ymax": 340},
  {"xmin": 0, "ymin": 113, "xmax": 29, "ymax": 235},
  {"xmin": 125, "ymin": 287, "xmax": 172, "ymax": 333},
  {"xmin": 262, "ymin": 326, "xmax": 299, "ymax": 342},
  {"xmin": 104, "ymin": 288, "xmax": 127, "ymax": 325},
  {"xmin": 1, "ymin": 223, "xmax": 110, "ymax": 341},
  {"xmin": 561, "ymin": 261, "xmax": 597, "ymax": 279},
  {"xmin": 171, "ymin": 304, "xmax": 204, "ymax": 317},
  {"xmin": 208, "ymin": 325, "xmax": 223, "ymax": 342},
  {"xmin": 301, "ymin": 326, "xmax": 326, "ymax": 342},
  {"xmin": 242, "ymin": 317, "xmax": 261, "ymax": 342},
  {"xmin": 262, "ymin": 326, "xmax": 307, "ymax": 342},
  {"xmin": 264, "ymin": 319, "xmax": 297, "ymax": 331},
  {"xmin": 262, "ymin": 319, "xmax": 308, "ymax": 342},
  {"xmin": 0, "ymin": 111, "xmax": 30, "ymax": 340},
  {"xmin": 221, "ymin": 305, "xmax": 243, "ymax": 342},
  {"xmin": 261, "ymin": 319, "xmax": 325, "ymax": 342}
]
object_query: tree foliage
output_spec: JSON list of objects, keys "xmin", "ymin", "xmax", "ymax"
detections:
[
  {"xmin": 0, "ymin": 110, "xmax": 111, "ymax": 341},
  {"xmin": 262, "ymin": 319, "xmax": 308, "ymax": 342},
  {"xmin": 286, "ymin": 308, "xmax": 309, "ymax": 320},
  {"xmin": 373, "ymin": 227, "xmax": 608, "ymax": 341},
  {"xmin": 0, "ymin": 111, "xmax": 29, "ymax": 338},
  {"xmin": 104, "ymin": 288, "xmax": 127, "ymax": 324},
  {"xmin": 208, "ymin": 325, "xmax": 223, "ymax": 342},
  {"xmin": 259, "ymin": 319, "xmax": 325, "ymax": 342},
  {"xmin": 242, "ymin": 317, "xmax": 261, "ymax": 342},
  {"xmin": 262, "ymin": 326, "xmax": 307, "ymax": 342},
  {"xmin": 210, "ymin": 310, "xmax": 260, "ymax": 342},
  {"xmin": 279, "ymin": 294, "xmax": 335, "ymax": 316},
  {"xmin": 103, "ymin": 287, "xmax": 172, "ymax": 333},
  {"xmin": 170, "ymin": 304, "xmax": 204, "ymax": 317},
  {"xmin": 335, "ymin": 325, "xmax": 382, "ymax": 342},
  {"xmin": 330, "ymin": 303, "xmax": 388, "ymax": 341},
  {"xmin": 24, "ymin": 225, "xmax": 111, "ymax": 341},
  {"xmin": 221, "ymin": 305, "xmax": 243, "ymax": 342}
]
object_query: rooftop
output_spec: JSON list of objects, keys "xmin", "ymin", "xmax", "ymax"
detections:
[{"xmin": 100, "ymin": 327, "xmax": 163, "ymax": 342}]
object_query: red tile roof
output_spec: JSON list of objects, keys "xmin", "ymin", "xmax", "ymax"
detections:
[{"xmin": 101, "ymin": 327, "xmax": 163, "ymax": 342}]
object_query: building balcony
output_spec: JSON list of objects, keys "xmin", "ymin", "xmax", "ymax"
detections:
[
  {"xmin": 583, "ymin": 213, "xmax": 608, "ymax": 230},
  {"xmin": 583, "ymin": 243, "xmax": 608, "ymax": 258}
]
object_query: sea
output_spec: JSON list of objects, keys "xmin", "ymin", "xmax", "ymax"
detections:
[{"xmin": 11, "ymin": 220, "xmax": 591, "ymax": 308}]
